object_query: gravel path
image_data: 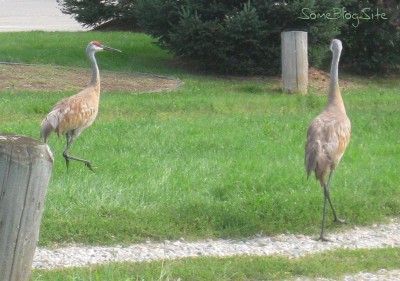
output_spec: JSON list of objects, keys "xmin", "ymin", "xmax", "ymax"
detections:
[
  {"xmin": 33, "ymin": 219, "xmax": 400, "ymax": 279},
  {"xmin": 294, "ymin": 269, "xmax": 400, "ymax": 281}
]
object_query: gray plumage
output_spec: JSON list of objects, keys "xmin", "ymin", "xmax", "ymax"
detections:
[
  {"xmin": 305, "ymin": 39, "xmax": 351, "ymax": 241},
  {"xmin": 41, "ymin": 41, "xmax": 121, "ymax": 171}
]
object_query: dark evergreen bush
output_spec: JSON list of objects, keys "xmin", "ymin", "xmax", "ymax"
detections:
[
  {"xmin": 167, "ymin": 2, "xmax": 273, "ymax": 74},
  {"xmin": 339, "ymin": 0, "xmax": 400, "ymax": 73},
  {"xmin": 58, "ymin": 0, "xmax": 400, "ymax": 74},
  {"xmin": 135, "ymin": 0, "xmax": 345, "ymax": 75},
  {"xmin": 57, "ymin": 0, "xmax": 138, "ymax": 29}
]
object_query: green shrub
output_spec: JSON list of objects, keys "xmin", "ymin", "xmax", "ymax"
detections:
[
  {"xmin": 58, "ymin": 0, "xmax": 400, "ymax": 74},
  {"xmin": 168, "ymin": 3, "xmax": 274, "ymax": 75},
  {"xmin": 339, "ymin": 0, "xmax": 400, "ymax": 73},
  {"xmin": 57, "ymin": 0, "xmax": 138, "ymax": 29},
  {"xmin": 135, "ymin": 0, "xmax": 344, "ymax": 75}
]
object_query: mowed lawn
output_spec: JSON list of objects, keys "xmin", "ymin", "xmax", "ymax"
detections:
[{"xmin": 0, "ymin": 31, "xmax": 399, "ymax": 280}]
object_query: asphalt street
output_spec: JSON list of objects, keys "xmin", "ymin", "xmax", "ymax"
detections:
[{"xmin": 0, "ymin": 0, "xmax": 86, "ymax": 32}]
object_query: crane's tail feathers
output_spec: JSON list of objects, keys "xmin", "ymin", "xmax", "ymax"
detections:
[
  {"xmin": 40, "ymin": 118, "xmax": 55, "ymax": 142},
  {"xmin": 305, "ymin": 143, "xmax": 318, "ymax": 177},
  {"xmin": 305, "ymin": 140, "xmax": 328, "ymax": 187},
  {"xmin": 41, "ymin": 110, "xmax": 61, "ymax": 142}
]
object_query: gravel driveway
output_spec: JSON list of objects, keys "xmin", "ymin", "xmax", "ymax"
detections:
[{"xmin": 34, "ymin": 219, "xmax": 400, "ymax": 280}]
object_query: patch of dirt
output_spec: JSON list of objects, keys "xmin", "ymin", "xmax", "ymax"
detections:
[
  {"xmin": 308, "ymin": 67, "xmax": 357, "ymax": 94},
  {"xmin": 0, "ymin": 63, "xmax": 181, "ymax": 93},
  {"xmin": 0, "ymin": 63, "xmax": 357, "ymax": 95}
]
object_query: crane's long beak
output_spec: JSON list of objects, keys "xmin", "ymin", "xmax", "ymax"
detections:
[{"xmin": 102, "ymin": 45, "xmax": 122, "ymax": 52}]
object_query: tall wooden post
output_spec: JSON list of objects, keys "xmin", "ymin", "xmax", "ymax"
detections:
[
  {"xmin": 281, "ymin": 31, "xmax": 308, "ymax": 94},
  {"xmin": 0, "ymin": 134, "xmax": 53, "ymax": 281}
]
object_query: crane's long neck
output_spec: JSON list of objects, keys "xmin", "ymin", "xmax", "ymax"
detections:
[
  {"xmin": 327, "ymin": 48, "xmax": 345, "ymax": 112},
  {"xmin": 87, "ymin": 51, "xmax": 100, "ymax": 89}
]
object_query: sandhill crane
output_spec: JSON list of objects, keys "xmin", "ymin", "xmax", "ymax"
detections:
[
  {"xmin": 305, "ymin": 39, "xmax": 351, "ymax": 241},
  {"xmin": 41, "ymin": 41, "xmax": 121, "ymax": 171}
]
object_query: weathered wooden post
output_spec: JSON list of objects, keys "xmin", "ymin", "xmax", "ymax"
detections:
[
  {"xmin": 281, "ymin": 31, "xmax": 308, "ymax": 94},
  {"xmin": 0, "ymin": 133, "xmax": 53, "ymax": 281}
]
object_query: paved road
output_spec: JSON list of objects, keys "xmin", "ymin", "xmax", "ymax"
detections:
[{"xmin": 0, "ymin": 0, "xmax": 86, "ymax": 32}]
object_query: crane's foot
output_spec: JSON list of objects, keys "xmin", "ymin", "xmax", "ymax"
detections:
[
  {"xmin": 63, "ymin": 153, "xmax": 94, "ymax": 172},
  {"xmin": 82, "ymin": 160, "xmax": 94, "ymax": 171},
  {"xmin": 317, "ymin": 235, "xmax": 332, "ymax": 242},
  {"xmin": 334, "ymin": 217, "xmax": 346, "ymax": 224}
]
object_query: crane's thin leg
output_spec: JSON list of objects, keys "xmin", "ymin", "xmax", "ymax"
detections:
[
  {"xmin": 318, "ymin": 186, "xmax": 329, "ymax": 241},
  {"xmin": 325, "ymin": 171, "xmax": 346, "ymax": 223},
  {"xmin": 63, "ymin": 134, "xmax": 94, "ymax": 171},
  {"xmin": 63, "ymin": 134, "xmax": 72, "ymax": 172},
  {"xmin": 318, "ymin": 171, "xmax": 346, "ymax": 241}
]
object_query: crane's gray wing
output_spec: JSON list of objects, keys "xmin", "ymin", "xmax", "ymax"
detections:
[
  {"xmin": 40, "ymin": 103, "xmax": 65, "ymax": 141},
  {"xmin": 305, "ymin": 115, "xmax": 351, "ymax": 186},
  {"xmin": 40, "ymin": 95, "xmax": 98, "ymax": 141}
]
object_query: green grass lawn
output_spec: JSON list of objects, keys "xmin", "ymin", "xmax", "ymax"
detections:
[
  {"xmin": 0, "ymin": 31, "xmax": 399, "ymax": 279},
  {"xmin": 31, "ymin": 247, "xmax": 400, "ymax": 281}
]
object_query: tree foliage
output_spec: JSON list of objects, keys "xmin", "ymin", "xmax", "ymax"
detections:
[
  {"xmin": 58, "ymin": 0, "xmax": 400, "ymax": 75},
  {"xmin": 135, "ymin": 0, "xmax": 344, "ymax": 75},
  {"xmin": 57, "ymin": 0, "xmax": 138, "ymax": 29},
  {"xmin": 339, "ymin": 0, "xmax": 400, "ymax": 73}
]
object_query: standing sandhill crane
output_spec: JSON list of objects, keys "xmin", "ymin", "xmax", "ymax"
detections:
[
  {"xmin": 41, "ymin": 41, "xmax": 121, "ymax": 171},
  {"xmin": 305, "ymin": 39, "xmax": 351, "ymax": 241}
]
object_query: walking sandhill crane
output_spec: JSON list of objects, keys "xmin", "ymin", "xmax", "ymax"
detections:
[
  {"xmin": 41, "ymin": 41, "xmax": 121, "ymax": 171},
  {"xmin": 305, "ymin": 39, "xmax": 351, "ymax": 241}
]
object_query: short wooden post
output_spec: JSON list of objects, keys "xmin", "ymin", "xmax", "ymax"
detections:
[
  {"xmin": 0, "ymin": 134, "xmax": 53, "ymax": 281},
  {"xmin": 281, "ymin": 31, "xmax": 308, "ymax": 94}
]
